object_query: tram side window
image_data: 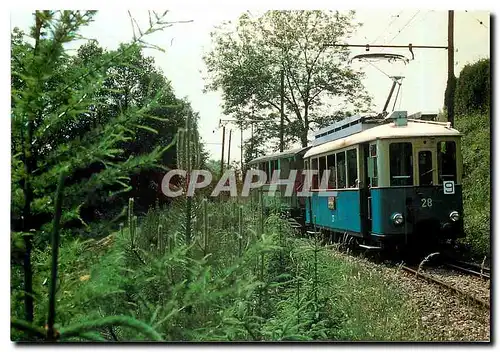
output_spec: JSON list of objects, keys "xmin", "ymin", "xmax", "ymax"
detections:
[
  {"xmin": 347, "ymin": 148, "xmax": 358, "ymax": 188},
  {"xmin": 269, "ymin": 160, "xmax": 275, "ymax": 177},
  {"xmin": 264, "ymin": 162, "xmax": 270, "ymax": 183},
  {"xmin": 281, "ymin": 158, "xmax": 290, "ymax": 178},
  {"xmin": 327, "ymin": 154, "xmax": 337, "ymax": 189},
  {"xmin": 368, "ymin": 144, "xmax": 378, "ymax": 187},
  {"xmin": 372, "ymin": 156, "xmax": 378, "ymax": 186},
  {"xmin": 336, "ymin": 151, "xmax": 346, "ymax": 188},
  {"xmin": 437, "ymin": 141, "xmax": 457, "ymax": 183},
  {"xmin": 311, "ymin": 158, "xmax": 319, "ymax": 189},
  {"xmin": 389, "ymin": 142, "xmax": 413, "ymax": 186},
  {"xmin": 318, "ymin": 156, "xmax": 327, "ymax": 188}
]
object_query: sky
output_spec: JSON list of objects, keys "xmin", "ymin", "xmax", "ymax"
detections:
[{"xmin": 9, "ymin": 9, "xmax": 490, "ymax": 164}]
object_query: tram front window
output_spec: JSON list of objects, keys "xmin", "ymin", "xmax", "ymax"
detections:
[
  {"xmin": 389, "ymin": 142, "xmax": 413, "ymax": 186},
  {"xmin": 418, "ymin": 151, "xmax": 433, "ymax": 186},
  {"xmin": 437, "ymin": 141, "xmax": 457, "ymax": 183}
]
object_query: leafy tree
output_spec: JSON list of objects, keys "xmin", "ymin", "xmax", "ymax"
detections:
[
  {"xmin": 10, "ymin": 10, "xmax": 180, "ymax": 323},
  {"xmin": 204, "ymin": 10, "xmax": 371, "ymax": 149},
  {"xmin": 69, "ymin": 41, "xmax": 204, "ymax": 217},
  {"xmin": 454, "ymin": 58, "xmax": 490, "ymax": 116}
]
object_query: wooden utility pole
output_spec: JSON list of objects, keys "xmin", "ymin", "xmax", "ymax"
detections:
[
  {"xmin": 227, "ymin": 129, "xmax": 232, "ymax": 168},
  {"xmin": 220, "ymin": 124, "xmax": 226, "ymax": 177},
  {"xmin": 280, "ymin": 69, "xmax": 285, "ymax": 152},
  {"xmin": 219, "ymin": 117, "xmax": 262, "ymax": 173},
  {"xmin": 446, "ymin": 10, "xmax": 456, "ymax": 127}
]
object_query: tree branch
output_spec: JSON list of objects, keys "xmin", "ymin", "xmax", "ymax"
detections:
[{"xmin": 284, "ymin": 67, "xmax": 303, "ymax": 123}]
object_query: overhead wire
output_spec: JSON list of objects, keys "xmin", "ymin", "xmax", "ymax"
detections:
[
  {"xmin": 464, "ymin": 10, "xmax": 488, "ymax": 29},
  {"xmin": 358, "ymin": 11, "xmax": 404, "ymax": 71},
  {"xmin": 355, "ymin": 10, "xmax": 425, "ymax": 112},
  {"xmin": 359, "ymin": 10, "xmax": 421, "ymax": 73},
  {"xmin": 369, "ymin": 10, "xmax": 403, "ymax": 45},
  {"xmin": 382, "ymin": 10, "xmax": 421, "ymax": 50}
]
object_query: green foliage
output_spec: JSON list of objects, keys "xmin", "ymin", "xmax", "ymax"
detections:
[
  {"xmin": 204, "ymin": 10, "xmax": 371, "ymax": 149},
  {"xmin": 11, "ymin": 11, "xmax": 204, "ymax": 239},
  {"xmin": 454, "ymin": 58, "xmax": 490, "ymax": 116},
  {"xmin": 10, "ymin": 9, "xmax": 204, "ymax": 339},
  {"xmin": 13, "ymin": 197, "xmax": 430, "ymax": 341},
  {"xmin": 456, "ymin": 112, "xmax": 490, "ymax": 257},
  {"xmin": 452, "ymin": 58, "xmax": 491, "ymax": 258},
  {"xmin": 11, "ymin": 10, "xmax": 444, "ymax": 342}
]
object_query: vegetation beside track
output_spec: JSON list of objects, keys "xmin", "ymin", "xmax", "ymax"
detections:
[
  {"xmin": 454, "ymin": 59, "xmax": 490, "ymax": 260},
  {"xmin": 12, "ymin": 200, "xmax": 432, "ymax": 341}
]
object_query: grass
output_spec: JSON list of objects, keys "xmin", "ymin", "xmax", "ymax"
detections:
[
  {"xmin": 11, "ymin": 197, "xmax": 431, "ymax": 342},
  {"xmin": 278, "ymin": 237, "xmax": 425, "ymax": 341}
]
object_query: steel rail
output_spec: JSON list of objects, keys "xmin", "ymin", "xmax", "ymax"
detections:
[
  {"xmin": 401, "ymin": 265, "xmax": 490, "ymax": 309},
  {"xmin": 454, "ymin": 259, "xmax": 491, "ymax": 273},
  {"xmin": 444, "ymin": 262, "xmax": 490, "ymax": 280}
]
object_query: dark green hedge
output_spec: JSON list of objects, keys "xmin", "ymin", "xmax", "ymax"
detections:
[
  {"xmin": 453, "ymin": 58, "xmax": 490, "ymax": 258},
  {"xmin": 454, "ymin": 58, "xmax": 490, "ymax": 116}
]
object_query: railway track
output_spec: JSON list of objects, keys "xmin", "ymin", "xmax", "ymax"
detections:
[
  {"xmin": 400, "ymin": 264, "xmax": 490, "ymax": 309},
  {"xmin": 443, "ymin": 261, "xmax": 490, "ymax": 280},
  {"xmin": 290, "ymin": 220, "xmax": 491, "ymax": 310}
]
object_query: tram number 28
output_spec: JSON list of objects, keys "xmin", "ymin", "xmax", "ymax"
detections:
[{"xmin": 421, "ymin": 198, "xmax": 433, "ymax": 208}]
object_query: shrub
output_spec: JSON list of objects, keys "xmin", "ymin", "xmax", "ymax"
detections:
[
  {"xmin": 456, "ymin": 112, "xmax": 490, "ymax": 258},
  {"xmin": 454, "ymin": 58, "xmax": 490, "ymax": 116}
]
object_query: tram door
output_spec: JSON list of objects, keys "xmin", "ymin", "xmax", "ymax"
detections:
[
  {"xmin": 416, "ymin": 149, "xmax": 435, "ymax": 186},
  {"xmin": 361, "ymin": 143, "xmax": 374, "ymax": 236}
]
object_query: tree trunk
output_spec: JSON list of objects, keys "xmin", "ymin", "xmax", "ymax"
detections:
[
  {"xmin": 22, "ymin": 117, "xmax": 34, "ymax": 323},
  {"xmin": 300, "ymin": 131, "xmax": 308, "ymax": 147},
  {"xmin": 21, "ymin": 12, "xmax": 43, "ymax": 323},
  {"xmin": 301, "ymin": 104, "xmax": 310, "ymax": 147}
]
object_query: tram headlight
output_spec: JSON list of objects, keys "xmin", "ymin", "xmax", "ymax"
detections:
[
  {"xmin": 449, "ymin": 211, "xmax": 460, "ymax": 222},
  {"xmin": 391, "ymin": 212, "xmax": 404, "ymax": 226}
]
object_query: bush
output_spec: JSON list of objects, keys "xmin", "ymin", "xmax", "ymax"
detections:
[
  {"xmin": 456, "ymin": 112, "xmax": 490, "ymax": 258},
  {"xmin": 452, "ymin": 58, "xmax": 491, "ymax": 258},
  {"xmin": 454, "ymin": 58, "xmax": 490, "ymax": 116}
]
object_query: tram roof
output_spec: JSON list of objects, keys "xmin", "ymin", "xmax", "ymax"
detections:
[
  {"xmin": 304, "ymin": 119, "xmax": 461, "ymax": 159},
  {"xmin": 248, "ymin": 146, "xmax": 311, "ymax": 165}
]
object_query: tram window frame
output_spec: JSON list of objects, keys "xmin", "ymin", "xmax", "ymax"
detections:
[
  {"xmin": 327, "ymin": 153, "xmax": 337, "ymax": 189},
  {"xmin": 318, "ymin": 156, "xmax": 327, "ymax": 189},
  {"xmin": 336, "ymin": 151, "xmax": 347, "ymax": 189},
  {"xmin": 368, "ymin": 143, "xmax": 378, "ymax": 187},
  {"xmin": 280, "ymin": 157, "xmax": 290, "ymax": 178},
  {"xmin": 389, "ymin": 142, "xmax": 413, "ymax": 186},
  {"xmin": 275, "ymin": 159, "xmax": 280, "ymax": 178},
  {"xmin": 418, "ymin": 150, "xmax": 433, "ymax": 186},
  {"xmin": 346, "ymin": 148, "xmax": 358, "ymax": 188},
  {"xmin": 311, "ymin": 158, "xmax": 319, "ymax": 189},
  {"xmin": 437, "ymin": 141, "xmax": 457, "ymax": 183},
  {"xmin": 270, "ymin": 160, "xmax": 275, "ymax": 176},
  {"xmin": 264, "ymin": 162, "xmax": 270, "ymax": 183}
]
